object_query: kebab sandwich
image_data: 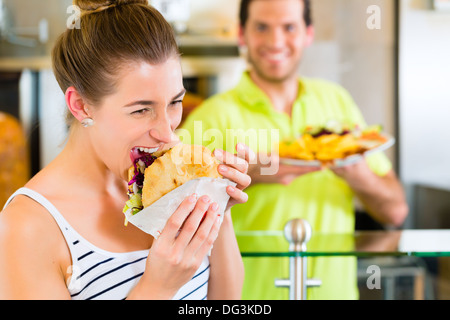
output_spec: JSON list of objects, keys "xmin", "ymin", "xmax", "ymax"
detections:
[{"xmin": 123, "ymin": 144, "xmax": 222, "ymax": 216}]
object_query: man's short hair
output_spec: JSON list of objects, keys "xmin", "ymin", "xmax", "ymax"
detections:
[{"xmin": 239, "ymin": 0, "xmax": 312, "ymax": 28}]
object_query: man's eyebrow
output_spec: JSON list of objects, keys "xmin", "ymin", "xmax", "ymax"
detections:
[{"xmin": 123, "ymin": 89, "xmax": 187, "ymax": 107}]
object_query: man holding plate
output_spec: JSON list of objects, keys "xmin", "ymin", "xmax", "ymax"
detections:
[{"xmin": 181, "ymin": 0, "xmax": 408, "ymax": 299}]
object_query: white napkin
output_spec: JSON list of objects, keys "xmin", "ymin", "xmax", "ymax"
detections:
[{"xmin": 124, "ymin": 177, "xmax": 235, "ymax": 239}]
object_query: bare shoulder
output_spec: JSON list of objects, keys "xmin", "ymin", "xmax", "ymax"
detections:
[
  {"xmin": 0, "ymin": 194, "xmax": 58, "ymax": 245},
  {"xmin": 0, "ymin": 195, "xmax": 71, "ymax": 299}
]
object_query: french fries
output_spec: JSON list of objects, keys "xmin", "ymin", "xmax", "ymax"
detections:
[{"xmin": 279, "ymin": 124, "xmax": 388, "ymax": 164}]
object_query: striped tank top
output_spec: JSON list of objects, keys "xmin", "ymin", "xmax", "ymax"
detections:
[{"xmin": 3, "ymin": 188, "xmax": 210, "ymax": 300}]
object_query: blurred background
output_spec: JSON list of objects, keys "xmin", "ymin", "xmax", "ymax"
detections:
[{"xmin": 1, "ymin": 0, "xmax": 450, "ymax": 299}]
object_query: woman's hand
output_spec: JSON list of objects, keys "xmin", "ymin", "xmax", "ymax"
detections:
[
  {"xmin": 128, "ymin": 194, "xmax": 221, "ymax": 300},
  {"xmin": 213, "ymin": 143, "xmax": 255, "ymax": 212}
]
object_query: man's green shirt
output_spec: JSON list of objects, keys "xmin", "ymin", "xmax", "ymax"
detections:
[{"xmin": 180, "ymin": 72, "xmax": 391, "ymax": 300}]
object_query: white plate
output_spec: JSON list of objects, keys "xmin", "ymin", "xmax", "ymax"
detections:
[{"xmin": 280, "ymin": 135, "xmax": 395, "ymax": 168}]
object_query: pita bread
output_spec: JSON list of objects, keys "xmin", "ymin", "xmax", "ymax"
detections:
[
  {"xmin": 141, "ymin": 144, "xmax": 222, "ymax": 208},
  {"xmin": 127, "ymin": 149, "xmax": 169, "ymax": 183}
]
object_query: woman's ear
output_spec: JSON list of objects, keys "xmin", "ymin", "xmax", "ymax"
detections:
[{"xmin": 65, "ymin": 86, "xmax": 91, "ymax": 123}]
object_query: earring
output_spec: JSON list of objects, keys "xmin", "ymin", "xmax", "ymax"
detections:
[{"xmin": 81, "ymin": 118, "xmax": 94, "ymax": 128}]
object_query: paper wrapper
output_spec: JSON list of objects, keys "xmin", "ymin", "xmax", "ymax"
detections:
[{"xmin": 124, "ymin": 177, "xmax": 236, "ymax": 239}]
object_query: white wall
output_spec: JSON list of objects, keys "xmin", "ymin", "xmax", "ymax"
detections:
[
  {"xmin": 39, "ymin": 70, "xmax": 67, "ymax": 167},
  {"xmin": 399, "ymin": 0, "xmax": 450, "ymax": 189},
  {"xmin": 188, "ymin": 0, "xmax": 397, "ymax": 145},
  {"xmin": 5, "ymin": 0, "xmax": 72, "ymax": 44},
  {"xmin": 10, "ymin": 0, "xmax": 398, "ymax": 169},
  {"xmin": 301, "ymin": 0, "xmax": 397, "ymax": 164},
  {"xmin": 188, "ymin": 0, "xmax": 239, "ymax": 36}
]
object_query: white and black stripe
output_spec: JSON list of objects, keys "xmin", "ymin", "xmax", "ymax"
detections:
[
  {"xmin": 175, "ymin": 263, "xmax": 210, "ymax": 300},
  {"xmin": 4, "ymin": 188, "xmax": 210, "ymax": 300}
]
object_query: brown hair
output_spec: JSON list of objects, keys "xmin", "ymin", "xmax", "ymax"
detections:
[
  {"xmin": 239, "ymin": 0, "xmax": 312, "ymax": 28},
  {"xmin": 52, "ymin": 0, "xmax": 179, "ymax": 125}
]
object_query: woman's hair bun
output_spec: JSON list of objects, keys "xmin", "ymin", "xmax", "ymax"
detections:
[
  {"xmin": 53, "ymin": 0, "xmax": 178, "ymax": 125},
  {"xmin": 74, "ymin": 0, "xmax": 148, "ymax": 12}
]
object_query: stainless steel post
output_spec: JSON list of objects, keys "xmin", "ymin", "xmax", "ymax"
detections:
[{"xmin": 275, "ymin": 219, "xmax": 321, "ymax": 300}]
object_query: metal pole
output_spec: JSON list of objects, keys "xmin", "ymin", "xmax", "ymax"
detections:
[{"xmin": 275, "ymin": 219, "xmax": 321, "ymax": 300}]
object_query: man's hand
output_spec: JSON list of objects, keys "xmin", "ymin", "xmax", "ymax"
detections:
[
  {"xmin": 330, "ymin": 158, "xmax": 408, "ymax": 227},
  {"xmin": 330, "ymin": 157, "xmax": 375, "ymax": 189},
  {"xmin": 248, "ymin": 152, "xmax": 321, "ymax": 185}
]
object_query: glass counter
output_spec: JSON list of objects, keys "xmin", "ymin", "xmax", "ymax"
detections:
[
  {"xmin": 236, "ymin": 229, "xmax": 450, "ymax": 258},
  {"xmin": 235, "ymin": 220, "xmax": 450, "ymax": 300}
]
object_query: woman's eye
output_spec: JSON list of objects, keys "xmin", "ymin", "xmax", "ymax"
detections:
[
  {"xmin": 170, "ymin": 100, "xmax": 183, "ymax": 107},
  {"xmin": 131, "ymin": 108, "xmax": 150, "ymax": 115}
]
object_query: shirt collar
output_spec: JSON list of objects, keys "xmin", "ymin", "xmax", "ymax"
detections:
[
  {"xmin": 235, "ymin": 71, "xmax": 307, "ymax": 113},
  {"xmin": 235, "ymin": 71, "xmax": 271, "ymax": 112}
]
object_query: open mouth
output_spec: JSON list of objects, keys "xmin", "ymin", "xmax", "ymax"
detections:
[
  {"xmin": 128, "ymin": 147, "xmax": 160, "ymax": 192},
  {"xmin": 130, "ymin": 146, "xmax": 160, "ymax": 163}
]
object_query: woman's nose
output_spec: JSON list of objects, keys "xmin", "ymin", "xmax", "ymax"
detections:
[{"xmin": 149, "ymin": 117, "xmax": 175, "ymax": 144}]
